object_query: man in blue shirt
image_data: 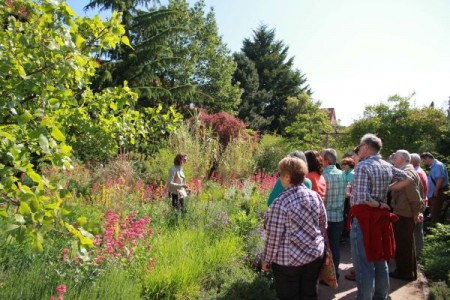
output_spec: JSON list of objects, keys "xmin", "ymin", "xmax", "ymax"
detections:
[{"xmin": 420, "ymin": 152, "xmax": 449, "ymax": 223}]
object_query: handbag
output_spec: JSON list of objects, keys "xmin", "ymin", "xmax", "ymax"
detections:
[
  {"xmin": 177, "ymin": 188, "xmax": 188, "ymax": 198},
  {"xmin": 318, "ymin": 221, "xmax": 338, "ymax": 288}
]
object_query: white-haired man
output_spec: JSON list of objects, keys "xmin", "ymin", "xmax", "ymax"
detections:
[
  {"xmin": 390, "ymin": 150, "xmax": 423, "ymax": 281},
  {"xmin": 350, "ymin": 134, "xmax": 411, "ymax": 300},
  {"xmin": 410, "ymin": 153, "xmax": 427, "ymax": 256}
]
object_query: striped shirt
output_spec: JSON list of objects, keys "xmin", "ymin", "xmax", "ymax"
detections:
[
  {"xmin": 263, "ymin": 185, "xmax": 326, "ymax": 266},
  {"xmin": 351, "ymin": 154, "xmax": 408, "ymax": 206},
  {"xmin": 323, "ymin": 165, "xmax": 348, "ymax": 222}
]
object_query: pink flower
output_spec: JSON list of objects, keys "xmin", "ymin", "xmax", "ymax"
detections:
[{"xmin": 55, "ymin": 284, "xmax": 66, "ymax": 294}]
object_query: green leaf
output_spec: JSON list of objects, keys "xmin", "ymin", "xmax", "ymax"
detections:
[
  {"xmin": 32, "ymin": 233, "xmax": 44, "ymax": 252},
  {"xmin": 15, "ymin": 214, "xmax": 26, "ymax": 224},
  {"xmin": 77, "ymin": 216, "xmax": 87, "ymax": 226},
  {"xmin": 51, "ymin": 126, "xmax": 65, "ymax": 142},
  {"xmin": 19, "ymin": 202, "xmax": 32, "ymax": 215},
  {"xmin": 18, "ymin": 112, "xmax": 33, "ymax": 125},
  {"xmin": 64, "ymin": 222, "xmax": 94, "ymax": 247},
  {"xmin": 38, "ymin": 134, "xmax": 51, "ymax": 154},
  {"xmin": 0, "ymin": 131, "xmax": 15, "ymax": 141},
  {"xmin": 5, "ymin": 224, "xmax": 20, "ymax": 232},
  {"xmin": 0, "ymin": 210, "xmax": 8, "ymax": 218},
  {"xmin": 121, "ymin": 35, "xmax": 132, "ymax": 47},
  {"xmin": 27, "ymin": 170, "xmax": 42, "ymax": 184}
]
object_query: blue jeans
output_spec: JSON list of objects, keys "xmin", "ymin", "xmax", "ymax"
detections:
[
  {"xmin": 350, "ymin": 218, "xmax": 389, "ymax": 300},
  {"xmin": 327, "ymin": 221, "xmax": 344, "ymax": 278}
]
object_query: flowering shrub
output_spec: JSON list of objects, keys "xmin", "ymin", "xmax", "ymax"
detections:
[
  {"xmin": 93, "ymin": 211, "xmax": 153, "ymax": 264},
  {"xmin": 54, "ymin": 211, "xmax": 154, "ymax": 288},
  {"xmin": 253, "ymin": 170, "xmax": 278, "ymax": 194}
]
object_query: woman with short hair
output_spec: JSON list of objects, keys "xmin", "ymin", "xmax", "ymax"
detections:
[{"xmin": 262, "ymin": 156, "xmax": 326, "ymax": 300}]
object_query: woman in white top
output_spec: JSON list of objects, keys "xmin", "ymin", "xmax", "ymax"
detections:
[{"xmin": 168, "ymin": 153, "xmax": 189, "ymax": 211}]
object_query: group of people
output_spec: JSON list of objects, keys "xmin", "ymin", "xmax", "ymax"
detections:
[
  {"xmin": 166, "ymin": 135, "xmax": 449, "ymax": 300},
  {"xmin": 262, "ymin": 133, "xmax": 449, "ymax": 300}
]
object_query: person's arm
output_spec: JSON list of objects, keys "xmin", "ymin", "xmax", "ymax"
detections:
[
  {"xmin": 404, "ymin": 182, "xmax": 422, "ymax": 221},
  {"xmin": 389, "ymin": 166, "xmax": 413, "ymax": 191},
  {"xmin": 434, "ymin": 177, "xmax": 444, "ymax": 197},
  {"xmin": 353, "ymin": 166, "xmax": 389, "ymax": 209},
  {"xmin": 352, "ymin": 167, "xmax": 371, "ymax": 204},
  {"xmin": 168, "ymin": 167, "xmax": 187, "ymax": 190},
  {"xmin": 318, "ymin": 195, "xmax": 327, "ymax": 237},
  {"xmin": 389, "ymin": 178, "xmax": 413, "ymax": 191},
  {"xmin": 262, "ymin": 201, "xmax": 285, "ymax": 271}
]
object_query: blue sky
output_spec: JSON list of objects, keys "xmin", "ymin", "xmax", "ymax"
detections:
[{"xmin": 66, "ymin": 0, "xmax": 450, "ymax": 125}]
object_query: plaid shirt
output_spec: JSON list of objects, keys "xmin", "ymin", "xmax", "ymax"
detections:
[
  {"xmin": 351, "ymin": 154, "xmax": 408, "ymax": 206},
  {"xmin": 263, "ymin": 185, "xmax": 326, "ymax": 266},
  {"xmin": 323, "ymin": 165, "xmax": 348, "ymax": 222}
]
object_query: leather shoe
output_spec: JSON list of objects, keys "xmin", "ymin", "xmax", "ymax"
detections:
[
  {"xmin": 345, "ymin": 273, "xmax": 356, "ymax": 281},
  {"xmin": 389, "ymin": 272, "xmax": 414, "ymax": 281}
]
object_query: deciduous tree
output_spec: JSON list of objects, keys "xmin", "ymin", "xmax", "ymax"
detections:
[{"xmin": 342, "ymin": 94, "xmax": 447, "ymax": 157}]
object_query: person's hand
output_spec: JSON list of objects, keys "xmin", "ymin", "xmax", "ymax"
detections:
[
  {"xmin": 414, "ymin": 213, "xmax": 423, "ymax": 224},
  {"xmin": 182, "ymin": 184, "xmax": 188, "ymax": 188},
  {"xmin": 368, "ymin": 199, "xmax": 389, "ymax": 210},
  {"xmin": 262, "ymin": 261, "xmax": 270, "ymax": 272}
]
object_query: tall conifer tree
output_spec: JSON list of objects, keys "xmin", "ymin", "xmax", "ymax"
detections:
[{"xmin": 235, "ymin": 25, "xmax": 311, "ymax": 133}]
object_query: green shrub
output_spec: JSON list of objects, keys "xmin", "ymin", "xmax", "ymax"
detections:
[
  {"xmin": 217, "ymin": 135, "xmax": 258, "ymax": 180},
  {"xmin": 422, "ymin": 224, "xmax": 450, "ymax": 281},
  {"xmin": 202, "ymin": 265, "xmax": 275, "ymax": 300},
  {"xmin": 141, "ymin": 148, "xmax": 175, "ymax": 184},
  {"xmin": 429, "ymin": 281, "xmax": 450, "ymax": 300},
  {"xmin": 255, "ymin": 134, "xmax": 289, "ymax": 173},
  {"xmin": 169, "ymin": 120, "xmax": 220, "ymax": 180}
]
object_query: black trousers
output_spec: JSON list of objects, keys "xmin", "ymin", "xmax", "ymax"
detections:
[
  {"xmin": 272, "ymin": 256, "xmax": 323, "ymax": 300},
  {"xmin": 171, "ymin": 193, "xmax": 186, "ymax": 211}
]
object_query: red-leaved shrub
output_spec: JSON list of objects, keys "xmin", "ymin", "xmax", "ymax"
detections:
[{"xmin": 199, "ymin": 111, "xmax": 247, "ymax": 147}]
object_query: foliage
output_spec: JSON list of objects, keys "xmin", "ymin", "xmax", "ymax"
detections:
[
  {"xmin": 90, "ymin": 0, "xmax": 241, "ymax": 113},
  {"xmin": 0, "ymin": 0, "xmax": 138, "ymax": 251},
  {"xmin": 428, "ymin": 281, "xmax": 450, "ymax": 300},
  {"xmin": 435, "ymin": 121, "xmax": 450, "ymax": 158},
  {"xmin": 233, "ymin": 53, "xmax": 272, "ymax": 130},
  {"xmin": 142, "ymin": 226, "xmax": 243, "ymax": 299},
  {"xmin": 199, "ymin": 110, "xmax": 249, "ymax": 147},
  {"xmin": 341, "ymin": 94, "xmax": 447, "ymax": 157},
  {"xmin": 236, "ymin": 25, "xmax": 311, "ymax": 134},
  {"xmin": 284, "ymin": 93, "xmax": 332, "ymax": 150},
  {"xmin": 254, "ymin": 134, "xmax": 290, "ymax": 173},
  {"xmin": 168, "ymin": 118, "xmax": 220, "ymax": 180},
  {"xmin": 1, "ymin": 152, "xmax": 280, "ymax": 299},
  {"xmin": 217, "ymin": 135, "xmax": 258, "ymax": 180},
  {"xmin": 421, "ymin": 224, "xmax": 450, "ymax": 282}
]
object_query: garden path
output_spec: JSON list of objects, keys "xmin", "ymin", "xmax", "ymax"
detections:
[{"xmin": 317, "ymin": 240, "xmax": 427, "ymax": 300}]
